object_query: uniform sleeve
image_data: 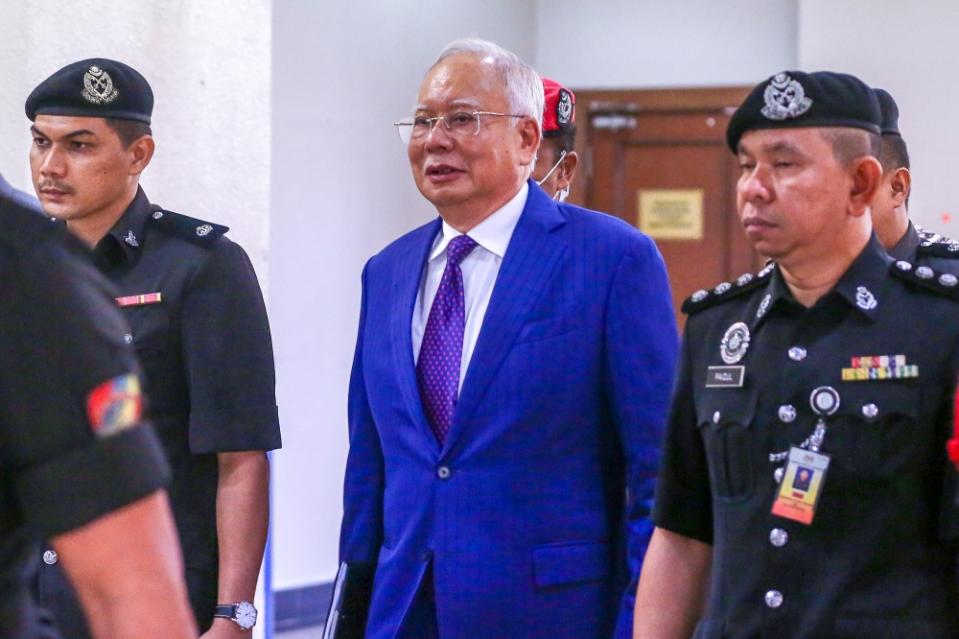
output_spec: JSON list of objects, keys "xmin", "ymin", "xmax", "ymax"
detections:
[
  {"xmin": 0, "ymin": 235, "xmax": 169, "ymax": 537},
  {"xmin": 604, "ymin": 235, "xmax": 679, "ymax": 639},
  {"xmin": 180, "ymin": 239, "xmax": 281, "ymax": 453},
  {"xmin": 339, "ymin": 261, "xmax": 385, "ymax": 563},
  {"xmin": 652, "ymin": 327, "xmax": 714, "ymax": 543}
]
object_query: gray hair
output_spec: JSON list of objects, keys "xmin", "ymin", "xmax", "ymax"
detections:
[{"xmin": 432, "ymin": 37, "xmax": 543, "ymax": 132}]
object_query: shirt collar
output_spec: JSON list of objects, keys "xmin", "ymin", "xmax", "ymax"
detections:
[
  {"xmin": 887, "ymin": 221, "xmax": 920, "ymax": 261},
  {"xmin": 428, "ymin": 182, "xmax": 528, "ymax": 262},
  {"xmin": 750, "ymin": 234, "xmax": 890, "ymax": 329},
  {"xmin": 95, "ymin": 186, "xmax": 153, "ymax": 264}
]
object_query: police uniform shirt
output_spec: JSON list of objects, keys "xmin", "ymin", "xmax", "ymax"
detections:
[
  {"xmin": 888, "ymin": 221, "xmax": 959, "ymax": 275},
  {"xmin": 38, "ymin": 187, "xmax": 281, "ymax": 632},
  {"xmin": 654, "ymin": 235, "xmax": 959, "ymax": 638},
  {"xmin": 0, "ymin": 196, "xmax": 169, "ymax": 638}
]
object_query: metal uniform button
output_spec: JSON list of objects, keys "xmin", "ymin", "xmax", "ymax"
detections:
[
  {"xmin": 43, "ymin": 550, "xmax": 58, "ymax": 565},
  {"xmin": 123, "ymin": 333, "xmax": 134, "ymax": 344},
  {"xmin": 437, "ymin": 466, "xmax": 451, "ymax": 480},
  {"xmin": 788, "ymin": 346, "xmax": 807, "ymax": 361},
  {"xmin": 769, "ymin": 528, "xmax": 789, "ymax": 547},
  {"xmin": 778, "ymin": 404, "xmax": 796, "ymax": 423},
  {"xmin": 774, "ymin": 467, "xmax": 785, "ymax": 483},
  {"xmin": 712, "ymin": 411, "xmax": 721, "ymax": 424},
  {"xmin": 862, "ymin": 403, "xmax": 879, "ymax": 418},
  {"xmin": 765, "ymin": 590, "xmax": 784, "ymax": 608}
]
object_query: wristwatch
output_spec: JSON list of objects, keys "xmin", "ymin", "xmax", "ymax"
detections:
[{"xmin": 214, "ymin": 601, "xmax": 258, "ymax": 630}]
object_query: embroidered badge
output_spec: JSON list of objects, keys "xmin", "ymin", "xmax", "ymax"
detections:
[
  {"xmin": 720, "ymin": 322, "xmax": 750, "ymax": 364},
  {"xmin": 81, "ymin": 65, "xmax": 119, "ymax": 105},
  {"xmin": 86, "ymin": 374, "xmax": 142, "ymax": 438},
  {"xmin": 761, "ymin": 73, "xmax": 813, "ymax": 121},
  {"xmin": 115, "ymin": 292, "xmax": 162, "ymax": 307},
  {"xmin": 855, "ymin": 285, "xmax": 877, "ymax": 310},
  {"xmin": 557, "ymin": 89, "xmax": 573, "ymax": 126},
  {"xmin": 124, "ymin": 230, "xmax": 139, "ymax": 247},
  {"xmin": 196, "ymin": 224, "xmax": 213, "ymax": 237},
  {"xmin": 841, "ymin": 354, "xmax": 918, "ymax": 381}
]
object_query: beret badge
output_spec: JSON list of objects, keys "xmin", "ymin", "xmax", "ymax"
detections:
[
  {"xmin": 556, "ymin": 89, "xmax": 573, "ymax": 126},
  {"xmin": 81, "ymin": 65, "xmax": 119, "ymax": 105},
  {"xmin": 761, "ymin": 73, "xmax": 812, "ymax": 121}
]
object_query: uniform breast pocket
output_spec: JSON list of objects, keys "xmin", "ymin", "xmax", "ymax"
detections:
[
  {"xmin": 832, "ymin": 382, "xmax": 919, "ymax": 474},
  {"xmin": 121, "ymin": 304, "xmax": 170, "ymax": 354},
  {"xmin": 696, "ymin": 388, "xmax": 758, "ymax": 502}
]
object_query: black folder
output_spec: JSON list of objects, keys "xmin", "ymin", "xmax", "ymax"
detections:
[{"xmin": 323, "ymin": 561, "xmax": 374, "ymax": 639}]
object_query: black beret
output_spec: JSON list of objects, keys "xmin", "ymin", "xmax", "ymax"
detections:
[
  {"xmin": 726, "ymin": 70, "xmax": 881, "ymax": 152},
  {"xmin": 26, "ymin": 58, "xmax": 153, "ymax": 124},
  {"xmin": 874, "ymin": 88, "xmax": 900, "ymax": 136}
]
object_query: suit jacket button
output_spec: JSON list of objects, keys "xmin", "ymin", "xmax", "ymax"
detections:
[
  {"xmin": 43, "ymin": 549, "xmax": 58, "ymax": 565},
  {"xmin": 437, "ymin": 466, "xmax": 451, "ymax": 480}
]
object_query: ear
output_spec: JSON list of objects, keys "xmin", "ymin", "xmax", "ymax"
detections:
[
  {"xmin": 555, "ymin": 151, "xmax": 579, "ymax": 191},
  {"xmin": 848, "ymin": 156, "xmax": 883, "ymax": 218},
  {"xmin": 889, "ymin": 167, "xmax": 912, "ymax": 208},
  {"xmin": 517, "ymin": 118, "xmax": 541, "ymax": 166},
  {"xmin": 128, "ymin": 135, "xmax": 155, "ymax": 177}
]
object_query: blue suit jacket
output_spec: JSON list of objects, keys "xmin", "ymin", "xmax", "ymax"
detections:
[{"xmin": 341, "ymin": 181, "xmax": 678, "ymax": 639}]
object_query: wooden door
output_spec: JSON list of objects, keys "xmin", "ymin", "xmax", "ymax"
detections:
[{"xmin": 567, "ymin": 87, "xmax": 759, "ymax": 329}]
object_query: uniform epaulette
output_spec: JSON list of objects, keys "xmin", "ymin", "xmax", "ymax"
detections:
[
  {"xmin": 147, "ymin": 205, "xmax": 229, "ymax": 246},
  {"xmin": 889, "ymin": 259, "xmax": 959, "ymax": 300},
  {"xmin": 915, "ymin": 225, "xmax": 959, "ymax": 259},
  {"xmin": 682, "ymin": 262, "xmax": 776, "ymax": 315}
]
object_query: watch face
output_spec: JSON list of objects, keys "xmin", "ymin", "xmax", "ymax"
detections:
[{"xmin": 235, "ymin": 601, "xmax": 257, "ymax": 629}]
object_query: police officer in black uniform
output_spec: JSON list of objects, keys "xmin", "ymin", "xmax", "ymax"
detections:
[
  {"xmin": 872, "ymin": 87, "xmax": 959, "ymax": 272},
  {"xmin": 0, "ymin": 194, "xmax": 196, "ymax": 638},
  {"xmin": 634, "ymin": 71, "xmax": 959, "ymax": 638},
  {"xmin": 531, "ymin": 77, "xmax": 579, "ymax": 201},
  {"xmin": 26, "ymin": 59, "xmax": 281, "ymax": 637}
]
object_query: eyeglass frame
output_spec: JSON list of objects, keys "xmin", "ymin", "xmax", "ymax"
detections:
[{"xmin": 393, "ymin": 110, "xmax": 527, "ymax": 144}]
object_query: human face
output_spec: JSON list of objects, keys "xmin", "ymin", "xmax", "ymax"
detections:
[
  {"xmin": 30, "ymin": 115, "xmax": 138, "ymax": 224},
  {"xmin": 408, "ymin": 54, "xmax": 538, "ymax": 223},
  {"xmin": 736, "ymin": 128, "xmax": 854, "ymax": 261}
]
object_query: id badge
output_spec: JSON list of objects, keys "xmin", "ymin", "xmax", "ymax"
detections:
[{"xmin": 771, "ymin": 447, "xmax": 830, "ymax": 525}]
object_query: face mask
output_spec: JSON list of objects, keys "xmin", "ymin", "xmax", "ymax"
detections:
[
  {"xmin": 535, "ymin": 150, "xmax": 567, "ymax": 191},
  {"xmin": 554, "ymin": 185, "xmax": 570, "ymax": 203}
]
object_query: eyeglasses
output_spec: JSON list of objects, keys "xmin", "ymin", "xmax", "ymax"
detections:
[{"xmin": 393, "ymin": 111, "xmax": 525, "ymax": 144}]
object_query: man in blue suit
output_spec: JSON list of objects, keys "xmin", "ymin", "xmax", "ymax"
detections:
[{"xmin": 340, "ymin": 37, "xmax": 678, "ymax": 639}]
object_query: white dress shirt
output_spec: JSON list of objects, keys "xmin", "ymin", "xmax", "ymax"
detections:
[{"xmin": 412, "ymin": 183, "xmax": 528, "ymax": 389}]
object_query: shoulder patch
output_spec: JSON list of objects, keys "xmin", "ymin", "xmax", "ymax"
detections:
[
  {"xmin": 889, "ymin": 259, "xmax": 959, "ymax": 301},
  {"xmin": 914, "ymin": 224, "xmax": 959, "ymax": 259},
  {"xmin": 682, "ymin": 262, "xmax": 775, "ymax": 315},
  {"xmin": 147, "ymin": 206, "xmax": 228, "ymax": 246}
]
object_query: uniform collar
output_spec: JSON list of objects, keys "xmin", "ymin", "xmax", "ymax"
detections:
[
  {"xmin": 429, "ymin": 182, "xmax": 528, "ymax": 262},
  {"xmin": 95, "ymin": 186, "xmax": 153, "ymax": 264},
  {"xmin": 887, "ymin": 221, "xmax": 920, "ymax": 261},
  {"xmin": 750, "ymin": 234, "xmax": 890, "ymax": 330}
]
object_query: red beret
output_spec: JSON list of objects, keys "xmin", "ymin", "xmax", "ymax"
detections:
[{"xmin": 542, "ymin": 77, "xmax": 575, "ymax": 137}]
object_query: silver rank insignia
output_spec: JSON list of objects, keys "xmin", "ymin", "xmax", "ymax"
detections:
[
  {"xmin": 81, "ymin": 66, "xmax": 119, "ymax": 105},
  {"xmin": 757, "ymin": 293, "xmax": 772, "ymax": 319},
  {"xmin": 720, "ymin": 321, "xmax": 751, "ymax": 364},
  {"xmin": 557, "ymin": 89, "xmax": 573, "ymax": 126},
  {"xmin": 123, "ymin": 230, "xmax": 139, "ymax": 247},
  {"xmin": 761, "ymin": 73, "xmax": 813, "ymax": 121},
  {"xmin": 196, "ymin": 224, "xmax": 213, "ymax": 237},
  {"xmin": 855, "ymin": 285, "xmax": 877, "ymax": 310}
]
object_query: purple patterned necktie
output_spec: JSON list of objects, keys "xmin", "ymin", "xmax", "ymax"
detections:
[{"xmin": 417, "ymin": 234, "xmax": 478, "ymax": 443}]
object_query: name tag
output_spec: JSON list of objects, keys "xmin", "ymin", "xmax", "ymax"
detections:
[
  {"xmin": 116, "ymin": 292, "xmax": 162, "ymax": 307},
  {"xmin": 705, "ymin": 365, "xmax": 744, "ymax": 388},
  {"xmin": 771, "ymin": 447, "xmax": 831, "ymax": 525}
]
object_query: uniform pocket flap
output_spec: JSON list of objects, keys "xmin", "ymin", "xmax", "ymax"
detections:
[
  {"xmin": 835, "ymin": 381, "xmax": 918, "ymax": 422},
  {"xmin": 695, "ymin": 386, "xmax": 758, "ymax": 429},
  {"xmin": 532, "ymin": 540, "xmax": 611, "ymax": 587}
]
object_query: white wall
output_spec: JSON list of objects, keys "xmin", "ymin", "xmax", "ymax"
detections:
[
  {"xmin": 269, "ymin": 0, "xmax": 537, "ymax": 591},
  {"xmin": 534, "ymin": 0, "xmax": 798, "ymax": 88},
  {"xmin": 798, "ymin": 0, "xmax": 959, "ymax": 235},
  {"xmin": 0, "ymin": 0, "xmax": 271, "ymax": 271}
]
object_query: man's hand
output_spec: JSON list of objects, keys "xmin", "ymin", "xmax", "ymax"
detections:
[{"xmin": 200, "ymin": 617, "xmax": 251, "ymax": 639}]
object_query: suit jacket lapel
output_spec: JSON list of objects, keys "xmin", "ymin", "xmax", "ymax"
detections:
[
  {"xmin": 444, "ymin": 183, "xmax": 568, "ymax": 452},
  {"xmin": 391, "ymin": 218, "xmax": 443, "ymax": 453}
]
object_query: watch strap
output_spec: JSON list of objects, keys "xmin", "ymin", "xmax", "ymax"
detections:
[{"xmin": 214, "ymin": 604, "xmax": 237, "ymax": 619}]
